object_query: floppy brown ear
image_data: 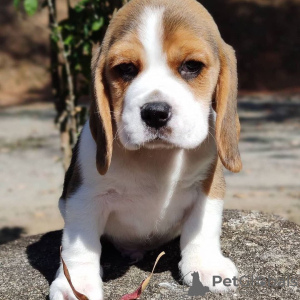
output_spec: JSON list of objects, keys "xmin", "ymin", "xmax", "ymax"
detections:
[
  {"xmin": 89, "ymin": 47, "xmax": 113, "ymax": 175},
  {"xmin": 214, "ymin": 43, "xmax": 242, "ymax": 173}
]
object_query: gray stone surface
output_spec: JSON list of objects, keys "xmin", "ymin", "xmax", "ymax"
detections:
[{"xmin": 0, "ymin": 210, "xmax": 300, "ymax": 299}]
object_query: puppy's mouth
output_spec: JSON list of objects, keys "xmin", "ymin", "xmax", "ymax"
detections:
[
  {"xmin": 143, "ymin": 138, "xmax": 175, "ymax": 149},
  {"xmin": 117, "ymin": 121, "xmax": 177, "ymax": 150},
  {"xmin": 143, "ymin": 140, "xmax": 176, "ymax": 149},
  {"xmin": 143, "ymin": 128, "xmax": 175, "ymax": 149}
]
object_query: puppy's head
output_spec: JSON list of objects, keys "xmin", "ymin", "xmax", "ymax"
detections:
[{"xmin": 90, "ymin": 0, "xmax": 242, "ymax": 175}]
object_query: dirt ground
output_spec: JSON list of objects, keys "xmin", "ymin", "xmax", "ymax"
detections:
[
  {"xmin": 0, "ymin": 94, "xmax": 299, "ymax": 244},
  {"xmin": 226, "ymin": 94, "xmax": 300, "ymax": 223}
]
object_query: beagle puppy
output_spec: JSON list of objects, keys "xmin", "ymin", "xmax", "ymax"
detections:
[{"xmin": 50, "ymin": 0, "xmax": 242, "ymax": 298}]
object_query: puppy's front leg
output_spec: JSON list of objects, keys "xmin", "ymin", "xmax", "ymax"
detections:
[
  {"xmin": 179, "ymin": 168, "xmax": 238, "ymax": 292},
  {"xmin": 50, "ymin": 189, "xmax": 107, "ymax": 300}
]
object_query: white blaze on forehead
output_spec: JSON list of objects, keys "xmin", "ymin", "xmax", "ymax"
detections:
[
  {"xmin": 119, "ymin": 6, "xmax": 210, "ymax": 151},
  {"xmin": 138, "ymin": 7, "xmax": 166, "ymax": 67}
]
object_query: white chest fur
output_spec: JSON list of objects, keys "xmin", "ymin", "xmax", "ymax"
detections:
[{"xmin": 76, "ymin": 122, "xmax": 216, "ymax": 249}]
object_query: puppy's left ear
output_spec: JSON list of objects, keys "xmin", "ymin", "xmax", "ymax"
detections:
[
  {"xmin": 89, "ymin": 47, "xmax": 113, "ymax": 175},
  {"xmin": 214, "ymin": 42, "xmax": 242, "ymax": 173}
]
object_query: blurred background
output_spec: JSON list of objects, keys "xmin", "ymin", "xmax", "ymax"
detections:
[{"xmin": 0, "ymin": 0, "xmax": 299, "ymax": 244}]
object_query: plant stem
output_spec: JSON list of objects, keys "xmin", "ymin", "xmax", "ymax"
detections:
[{"xmin": 47, "ymin": 0, "xmax": 77, "ymax": 169}]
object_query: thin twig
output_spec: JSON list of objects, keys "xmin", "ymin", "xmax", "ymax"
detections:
[
  {"xmin": 47, "ymin": 0, "xmax": 75, "ymax": 106},
  {"xmin": 48, "ymin": 0, "xmax": 78, "ymax": 169}
]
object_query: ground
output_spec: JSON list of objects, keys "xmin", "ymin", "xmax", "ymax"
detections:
[
  {"xmin": 0, "ymin": 94, "xmax": 299, "ymax": 244},
  {"xmin": 226, "ymin": 93, "xmax": 300, "ymax": 224},
  {"xmin": 1, "ymin": 210, "xmax": 300, "ymax": 299}
]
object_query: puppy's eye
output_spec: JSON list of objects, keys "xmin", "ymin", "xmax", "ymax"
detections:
[
  {"xmin": 179, "ymin": 60, "xmax": 204, "ymax": 80},
  {"xmin": 115, "ymin": 63, "xmax": 138, "ymax": 81}
]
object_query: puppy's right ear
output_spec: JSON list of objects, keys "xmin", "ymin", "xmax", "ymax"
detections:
[
  {"xmin": 214, "ymin": 42, "xmax": 242, "ymax": 173},
  {"xmin": 89, "ymin": 47, "xmax": 113, "ymax": 175}
]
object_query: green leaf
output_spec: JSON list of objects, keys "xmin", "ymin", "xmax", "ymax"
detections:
[
  {"xmin": 13, "ymin": 0, "xmax": 21, "ymax": 9},
  {"xmin": 92, "ymin": 18, "xmax": 104, "ymax": 31},
  {"xmin": 51, "ymin": 33, "xmax": 59, "ymax": 43},
  {"xmin": 83, "ymin": 42, "xmax": 91, "ymax": 55},
  {"xmin": 83, "ymin": 24, "xmax": 90, "ymax": 38},
  {"xmin": 78, "ymin": 0, "xmax": 90, "ymax": 5},
  {"xmin": 75, "ymin": 63, "xmax": 82, "ymax": 71},
  {"xmin": 64, "ymin": 35, "xmax": 74, "ymax": 45},
  {"xmin": 63, "ymin": 24, "xmax": 75, "ymax": 31},
  {"xmin": 74, "ymin": 5, "xmax": 84, "ymax": 13},
  {"xmin": 24, "ymin": 0, "xmax": 38, "ymax": 16}
]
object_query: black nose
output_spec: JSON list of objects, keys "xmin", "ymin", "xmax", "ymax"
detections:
[{"xmin": 141, "ymin": 102, "xmax": 172, "ymax": 129}]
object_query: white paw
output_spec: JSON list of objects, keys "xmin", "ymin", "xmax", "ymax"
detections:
[
  {"xmin": 179, "ymin": 247, "xmax": 238, "ymax": 293},
  {"xmin": 49, "ymin": 265, "xmax": 103, "ymax": 300}
]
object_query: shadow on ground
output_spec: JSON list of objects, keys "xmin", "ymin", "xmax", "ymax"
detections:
[
  {"xmin": 26, "ymin": 230, "xmax": 182, "ymax": 287},
  {"xmin": 238, "ymin": 99, "xmax": 300, "ymax": 124},
  {"xmin": 0, "ymin": 226, "xmax": 26, "ymax": 245}
]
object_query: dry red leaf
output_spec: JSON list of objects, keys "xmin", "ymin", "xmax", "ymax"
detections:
[
  {"xmin": 120, "ymin": 282, "xmax": 144, "ymax": 300},
  {"xmin": 120, "ymin": 251, "xmax": 165, "ymax": 300}
]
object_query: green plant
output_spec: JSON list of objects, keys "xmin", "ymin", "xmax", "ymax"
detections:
[{"xmin": 14, "ymin": 0, "xmax": 127, "ymax": 169}]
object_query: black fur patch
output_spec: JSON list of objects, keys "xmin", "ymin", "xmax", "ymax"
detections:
[{"xmin": 61, "ymin": 135, "xmax": 82, "ymax": 200}]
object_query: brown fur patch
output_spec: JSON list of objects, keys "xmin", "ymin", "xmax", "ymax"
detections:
[
  {"xmin": 202, "ymin": 158, "xmax": 226, "ymax": 199},
  {"xmin": 163, "ymin": 27, "xmax": 220, "ymax": 104},
  {"xmin": 89, "ymin": 0, "xmax": 149, "ymax": 175},
  {"xmin": 214, "ymin": 43, "xmax": 242, "ymax": 173},
  {"xmin": 90, "ymin": 54, "xmax": 114, "ymax": 175},
  {"xmin": 160, "ymin": 0, "xmax": 242, "ymax": 173},
  {"xmin": 106, "ymin": 37, "xmax": 145, "ymax": 124}
]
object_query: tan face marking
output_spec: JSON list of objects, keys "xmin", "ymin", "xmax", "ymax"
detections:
[
  {"xmin": 163, "ymin": 27, "xmax": 220, "ymax": 106},
  {"xmin": 90, "ymin": 0, "xmax": 241, "ymax": 174},
  {"xmin": 105, "ymin": 35, "xmax": 145, "ymax": 124}
]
